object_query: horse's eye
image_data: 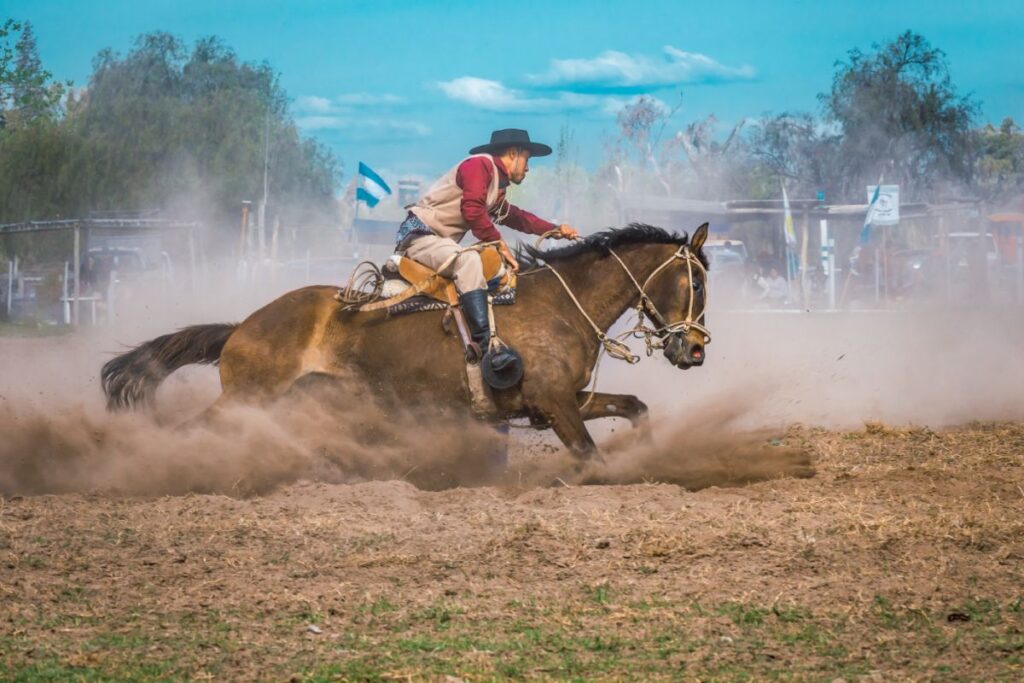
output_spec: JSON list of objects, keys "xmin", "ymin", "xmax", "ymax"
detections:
[{"xmin": 692, "ymin": 279, "xmax": 703, "ymax": 293}]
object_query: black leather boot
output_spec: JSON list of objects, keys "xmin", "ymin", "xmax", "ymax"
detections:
[{"xmin": 459, "ymin": 289, "xmax": 516, "ymax": 371}]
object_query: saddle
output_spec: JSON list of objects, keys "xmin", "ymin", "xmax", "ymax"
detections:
[
  {"xmin": 336, "ymin": 244, "xmax": 521, "ymax": 412},
  {"xmin": 359, "ymin": 245, "xmax": 515, "ymax": 313}
]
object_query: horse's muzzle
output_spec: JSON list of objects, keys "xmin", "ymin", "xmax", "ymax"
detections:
[{"xmin": 664, "ymin": 333, "xmax": 705, "ymax": 369}]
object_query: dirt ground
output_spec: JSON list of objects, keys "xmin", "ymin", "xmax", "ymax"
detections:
[
  {"xmin": 2, "ymin": 310, "xmax": 1023, "ymax": 680},
  {"xmin": 2, "ymin": 421, "xmax": 1022, "ymax": 681}
]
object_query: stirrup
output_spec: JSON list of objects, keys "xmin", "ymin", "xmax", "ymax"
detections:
[{"xmin": 465, "ymin": 340, "xmax": 483, "ymax": 363}]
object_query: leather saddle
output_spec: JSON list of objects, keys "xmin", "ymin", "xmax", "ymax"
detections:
[{"xmin": 360, "ymin": 245, "xmax": 514, "ymax": 312}]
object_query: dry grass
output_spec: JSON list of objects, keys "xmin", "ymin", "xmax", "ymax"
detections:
[{"xmin": 1, "ymin": 422, "xmax": 1023, "ymax": 681}]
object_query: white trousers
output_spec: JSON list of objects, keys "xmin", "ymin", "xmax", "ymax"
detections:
[{"xmin": 403, "ymin": 234, "xmax": 486, "ymax": 293}]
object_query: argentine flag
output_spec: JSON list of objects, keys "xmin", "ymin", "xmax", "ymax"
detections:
[
  {"xmin": 858, "ymin": 183, "xmax": 882, "ymax": 245},
  {"xmin": 356, "ymin": 162, "xmax": 392, "ymax": 208}
]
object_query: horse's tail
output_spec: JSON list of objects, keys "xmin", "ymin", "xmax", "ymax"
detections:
[{"xmin": 101, "ymin": 323, "xmax": 238, "ymax": 411}]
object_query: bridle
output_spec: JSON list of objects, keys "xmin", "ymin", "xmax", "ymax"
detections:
[
  {"xmin": 608, "ymin": 243, "xmax": 711, "ymax": 356},
  {"xmin": 531, "ymin": 234, "xmax": 711, "ymax": 365}
]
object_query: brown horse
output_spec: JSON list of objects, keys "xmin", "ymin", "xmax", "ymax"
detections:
[{"xmin": 102, "ymin": 223, "xmax": 711, "ymax": 457}]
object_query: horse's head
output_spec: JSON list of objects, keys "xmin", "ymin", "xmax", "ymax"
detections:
[{"xmin": 643, "ymin": 222, "xmax": 711, "ymax": 369}]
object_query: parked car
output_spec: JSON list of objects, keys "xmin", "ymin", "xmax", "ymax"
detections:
[
  {"xmin": 84, "ymin": 246, "xmax": 173, "ymax": 300},
  {"xmin": 702, "ymin": 239, "xmax": 749, "ymax": 306}
]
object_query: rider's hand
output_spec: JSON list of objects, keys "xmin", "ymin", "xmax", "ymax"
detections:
[
  {"xmin": 499, "ymin": 240, "xmax": 520, "ymax": 273},
  {"xmin": 554, "ymin": 223, "xmax": 579, "ymax": 240}
]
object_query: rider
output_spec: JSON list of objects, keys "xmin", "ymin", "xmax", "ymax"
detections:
[{"xmin": 396, "ymin": 128, "xmax": 578, "ymax": 366}]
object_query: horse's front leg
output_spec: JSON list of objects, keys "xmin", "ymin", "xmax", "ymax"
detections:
[
  {"xmin": 578, "ymin": 391, "xmax": 652, "ymax": 444},
  {"xmin": 578, "ymin": 392, "xmax": 649, "ymax": 427},
  {"xmin": 534, "ymin": 394, "xmax": 599, "ymax": 460}
]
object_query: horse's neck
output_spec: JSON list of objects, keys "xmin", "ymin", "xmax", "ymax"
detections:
[{"xmin": 558, "ymin": 246, "xmax": 662, "ymax": 333}]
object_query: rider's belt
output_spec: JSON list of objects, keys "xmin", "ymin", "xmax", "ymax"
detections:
[{"xmin": 395, "ymin": 213, "xmax": 432, "ymax": 247}]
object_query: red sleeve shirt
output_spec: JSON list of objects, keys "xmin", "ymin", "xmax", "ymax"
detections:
[{"xmin": 455, "ymin": 156, "xmax": 555, "ymax": 242}]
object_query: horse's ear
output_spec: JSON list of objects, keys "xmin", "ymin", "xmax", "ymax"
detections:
[{"xmin": 691, "ymin": 222, "xmax": 709, "ymax": 252}]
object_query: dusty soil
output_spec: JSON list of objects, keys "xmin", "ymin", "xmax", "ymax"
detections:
[{"xmin": 2, "ymin": 422, "xmax": 1022, "ymax": 681}]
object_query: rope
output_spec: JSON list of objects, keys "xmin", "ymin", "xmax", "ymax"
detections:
[
  {"xmin": 528, "ymin": 231, "xmax": 712, "ymax": 411},
  {"xmin": 541, "ymin": 262, "xmax": 640, "ymax": 364},
  {"xmin": 352, "ymin": 240, "xmax": 507, "ymax": 313},
  {"xmin": 335, "ymin": 261, "xmax": 386, "ymax": 308}
]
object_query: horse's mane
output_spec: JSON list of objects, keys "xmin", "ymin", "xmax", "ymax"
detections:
[{"xmin": 519, "ymin": 223, "xmax": 709, "ymax": 272}]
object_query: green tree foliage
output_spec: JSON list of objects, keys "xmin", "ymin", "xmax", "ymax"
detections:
[
  {"xmin": 0, "ymin": 29, "xmax": 341, "ymax": 246},
  {"xmin": 747, "ymin": 113, "xmax": 840, "ymax": 199},
  {"xmin": 974, "ymin": 118, "xmax": 1024, "ymax": 202},
  {"xmin": 0, "ymin": 19, "xmax": 66, "ymax": 129},
  {"xmin": 820, "ymin": 30, "xmax": 978, "ymax": 200}
]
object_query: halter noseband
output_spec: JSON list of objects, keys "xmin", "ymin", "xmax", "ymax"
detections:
[
  {"xmin": 606, "ymin": 243, "xmax": 711, "ymax": 354},
  {"xmin": 535, "ymin": 237, "xmax": 712, "ymax": 364}
]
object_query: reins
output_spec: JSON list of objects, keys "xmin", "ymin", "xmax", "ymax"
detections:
[
  {"xmin": 527, "ymin": 230, "xmax": 711, "ymax": 409},
  {"xmin": 529, "ymin": 231, "xmax": 711, "ymax": 360}
]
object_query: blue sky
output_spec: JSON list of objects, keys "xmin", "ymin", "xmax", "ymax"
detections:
[{"xmin": 5, "ymin": 0, "xmax": 1023, "ymax": 182}]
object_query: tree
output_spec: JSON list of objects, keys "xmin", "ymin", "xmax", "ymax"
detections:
[
  {"xmin": 0, "ymin": 28, "xmax": 341, "ymax": 249},
  {"xmin": 747, "ymin": 112, "xmax": 840, "ymax": 198},
  {"xmin": 821, "ymin": 31, "xmax": 977, "ymax": 200},
  {"xmin": 675, "ymin": 114, "xmax": 747, "ymax": 199},
  {"xmin": 974, "ymin": 117, "xmax": 1024, "ymax": 202},
  {"xmin": 614, "ymin": 95, "xmax": 681, "ymax": 194},
  {"xmin": 1, "ymin": 20, "xmax": 66, "ymax": 129},
  {"xmin": 70, "ymin": 32, "xmax": 339, "ymax": 225}
]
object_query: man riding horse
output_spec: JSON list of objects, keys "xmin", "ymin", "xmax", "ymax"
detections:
[
  {"xmin": 101, "ymin": 128, "xmax": 716, "ymax": 466},
  {"xmin": 395, "ymin": 129, "xmax": 579, "ymax": 369}
]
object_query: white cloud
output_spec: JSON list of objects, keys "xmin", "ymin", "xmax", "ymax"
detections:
[
  {"xmin": 295, "ymin": 115, "xmax": 345, "ymax": 130},
  {"xmin": 436, "ymin": 77, "xmax": 536, "ymax": 112},
  {"xmin": 527, "ymin": 45, "xmax": 755, "ymax": 93},
  {"xmin": 436, "ymin": 46, "xmax": 751, "ymax": 114},
  {"xmin": 295, "ymin": 95, "xmax": 334, "ymax": 114},
  {"xmin": 294, "ymin": 93, "xmax": 405, "ymax": 116},
  {"xmin": 335, "ymin": 93, "xmax": 405, "ymax": 106},
  {"xmin": 600, "ymin": 94, "xmax": 671, "ymax": 117},
  {"xmin": 436, "ymin": 76, "xmax": 602, "ymax": 113}
]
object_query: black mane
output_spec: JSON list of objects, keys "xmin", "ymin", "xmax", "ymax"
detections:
[{"xmin": 520, "ymin": 223, "xmax": 708, "ymax": 271}]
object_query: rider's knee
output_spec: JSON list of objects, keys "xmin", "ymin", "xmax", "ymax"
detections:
[
  {"xmin": 454, "ymin": 250, "xmax": 483, "ymax": 270},
  {"xmin": 453, "ymin": 251, "xmax": 486, "ymax": 290}
]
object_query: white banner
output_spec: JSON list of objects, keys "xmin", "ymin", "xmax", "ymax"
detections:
[{"xmin": 866, "ymin": 185, "xmax": 899, "ymax": 225}]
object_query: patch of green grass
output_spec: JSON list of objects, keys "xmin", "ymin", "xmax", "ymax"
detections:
[
  {"xmin": 582, "ymin": 582, "xmax": 613, "ymax": 606},
  {"xmin": 717, "ymin": 601, "xmax": 769, "ymax": 628},
  {"xmin": 414, "ymin": 601, "xmax": 463, "ymax": 627},
  {"xmin": 772, "ymin": 603, "xmax": 812, "ymax": 623},
  {"xmin": 21, "ymin": 555, "xmax": 46, "ymax": 569},
  {"xmin": 0, "ymin": 321, "xmax": 73, "ymax": 338},
  {"xmin": 366, "ymin": 596, "xmax": 397, "ymax": 616},
  {"xmin": 5, "ymin": 594, "xmax": 1023, "ymax": 681},
  {"xmin": 5, "ymin": 663, "xmax": 169, "ymax": 682}
]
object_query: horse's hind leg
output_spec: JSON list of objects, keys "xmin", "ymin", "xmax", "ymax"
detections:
[{"xmin": 175, "ymin": 393, "xmax": 233, "ymax": 431}]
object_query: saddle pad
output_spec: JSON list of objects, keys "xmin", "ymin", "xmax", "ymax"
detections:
[{"xmin": 386, "ymin": 289, "xmax": 516, "ymax": 317}]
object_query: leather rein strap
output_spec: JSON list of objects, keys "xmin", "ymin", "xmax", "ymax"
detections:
[{"xmin": 531, "ymin": 232, "xmax": 711, "ymax": 364}]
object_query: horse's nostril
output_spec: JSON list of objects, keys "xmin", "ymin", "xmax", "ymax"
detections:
[{"xmin": 690, "ymin": 345, "xmax": 703, "ymax": 360}]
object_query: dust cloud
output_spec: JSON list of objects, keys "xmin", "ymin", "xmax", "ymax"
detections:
[
  {"xmin": 1, "ymin": 269, "xmax": 1021, "ymax": 496},
  {"xmin": 0, "ymin": 358, "xmax": 504, "ymax": 496}
]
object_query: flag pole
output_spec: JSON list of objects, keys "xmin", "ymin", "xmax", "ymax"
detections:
[
  {"xmin": 781, "ymin": 182, "xmax": 797, "ymax": 287},
  {"xmin": 838, "ymin": 173, "xmax": 884, "ymax": 308}
]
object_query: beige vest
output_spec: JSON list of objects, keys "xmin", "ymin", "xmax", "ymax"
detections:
[{"xmin": 409, "ymin": 154, "xmax": 507, "ymax": 243}]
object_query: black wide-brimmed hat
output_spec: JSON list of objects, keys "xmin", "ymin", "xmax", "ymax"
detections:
[{"xmin": 469, "ymin": 129, "xmax": 552, "ymax": 157}]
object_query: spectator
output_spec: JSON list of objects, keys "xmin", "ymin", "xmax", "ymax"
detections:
[
  {"xmin": 757, "ymin": 267, "xmax": 790, "ymax": 307},
  {"xmin": 79, "ymin": 255, "xmax": 98, "ymax": 294}
]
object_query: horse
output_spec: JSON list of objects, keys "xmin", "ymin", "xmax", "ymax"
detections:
[{"xmin": 101, "ymin": 223, "xmax": 711, "ymax": 459}]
